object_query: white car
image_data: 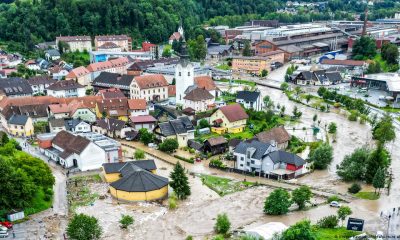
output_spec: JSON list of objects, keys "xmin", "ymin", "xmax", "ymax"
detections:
[
  {"xmin": 329, "ymin": 201, "xmax": 341, "ymax": 208},
  {"xmin": 376, "ymin": 231, "xmax": 384, "ymax": 240}
]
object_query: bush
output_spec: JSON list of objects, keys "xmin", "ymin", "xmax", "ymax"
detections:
[
  {"xmin": 308, "ymin": 143, "xmax": 333, "ymax": 170},
  {"xmin": 209, "ymin": 159, "xmax": 227, "ymax": 169},
  {"xmin": 348, "ymin": 183, "xmax": 361, "ymax": 194},
  {"xmin": 169, "ymin": 192, "xmax": 178, "ymax": 209},
  {"xmin": 174, "ymin": 155, "xmax": 194, "ymax": 163},
  {"xmin": 185, "ymin": 236, "xmax": 193, "ymax": 240},
  {"xmin": 348, "ymin": 110, "xmax": 359, "ymax": 121},
  {"xmin": 214, "ymin": 213, "xmax": 231, "ymax": 235},
  {"xmin": 189, "ymin": 148, "xmax": 195, "ymax": 154},
  {"xmin": 134, "ymin": 149, "xmax": 145, "ymax": 160},
  {"xmin": 327, "ymin": 195, "xmax": 341, "ymax": 203},
  {"xmin": 317, "ymin": 215, "xmax": 339, "ymax": 228},
  {"xmin": 159, "ymin": 139, "xmax": 179, "ymax": 153},
  {"xmin": 119, "ymin": 215, "xmax": 134, "ymax": 229}
]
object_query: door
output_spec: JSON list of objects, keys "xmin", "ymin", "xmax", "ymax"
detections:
[{"xmin": 73, "ymin": 159, "xmax": 78, "ymax": 167}]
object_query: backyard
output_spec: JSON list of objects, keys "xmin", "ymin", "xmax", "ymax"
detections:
[{"xmin": 199, "ymin": 174, "xmax": 257, "ymax": 196}]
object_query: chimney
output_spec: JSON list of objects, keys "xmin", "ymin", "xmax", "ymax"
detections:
[{"xmin": 362, "ymin": 4, "xmax": 369, "ymax": 36}]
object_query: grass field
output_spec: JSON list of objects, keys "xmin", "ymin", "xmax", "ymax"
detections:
[
  {"xmin": 314, "ymin": 227, "xmax": 360, "ymax": 240},
  {"xmin": 354, "ymin": 191, "xmax": 380, "ymax": 200},
  {"xmin": 200, "ymin": 174, "xmax": 256, "ymax": 196}
]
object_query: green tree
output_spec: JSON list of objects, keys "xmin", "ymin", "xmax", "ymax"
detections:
[
  {"xmin": 162, "ymin": 45, "xmax": 172, "ymax": 58},
  {"xmin": 317, "ymin": 215, "xmax": 338, "ymax": 228},
  {"xmin": 372, "ymin": 114, "xmax": 396, "ymax": 145},
  {"xmin": 372, "ymin": 167, "xmax": 385, "ymax": 194},
  {"xmin": 264, "ymin": 188, "xmax": 292, "ymax": 215},
  {"xmin": 381, "ymin": 43, "xmax": 399, "ymax": 65},
  {"xmin": 337, "ymin": 206, "xmax": 352, "ymax": 226},
  {"xmin": 188, "ymin": 35, "xmax": 207, "ymax": 61},
  {"xmin": 139, "ymin": 128, "xmax": 154, "ymax": 145},
  {"xmin": 169, "ymin": 162, "xmax": 191, "ymax": 200},
  {"xmin": 159, "ymin": 139, "xmax": 179, "ymax": 153},
  {"xmin": 263, "ymin": 95, "xmax": 274, "ymax": 109},
  {"xmin": 352, "ymin": 36, "xmax": 377, "ymax": 60},
  {"xmin": 305, "ymin": 94, "xmax": 312, "ymax": 103},
  {"xmin": 198, "ymin": 119, "xmax": 210, "ymax": 129},
  {"xmin": 134, "ymin": 149, "xmax": 145, "ymax": 160},
  {"xmin": 281, "ymin": 220, "xmax": 316, "ymax": 240},
  {"xmin": 365, "ymin": 143, "xmax": 389, "ymax": 183},
  {"xmin": 214, "ymin": 213, "xmax": 231, "ymax": 235},
  {"xmin": 57, "ymin": 41, "xmax": 70, "ymax": 54},
  {"xmin": 280, "ymin": 82, "xmax": 289, "ymax": 91},
  {"xmin": 34, "ymin": 121, "xmax": 49, "ymax": 134},
  {"xmin": 309, "ymin": 144, "xmax": 333, "ymax": 170},
  {"xmin": 292, "ymin": 106, "xmax": 302, "ymax": 119},
  {"xmin": 313, "ymin": 114, "xmax": 318, "ymax": 122},
  {"xmin": 119, "ymin": 215, "xmax": 134, "ymax": 229},
  {"xmin": 242, "ymin": 40, "xmax": 251, "ymax": 56},
  {"xmin": 260, "ymin": 69, "xmax": 268, "ymax": 77},
  {"xmin": 67, "ymin": 214, "xmax": 102, "ymax": 240},
  {"xmin": 328, "ymin": 122, "xmax": 337, "ymax": 134},
  {"xmin": 337, "ymin": 148, "xmax": 370, "ymax": 181},
  {"xmin": 366, "ymin": 61, "xmax": 382, "ymax": 74},
  {"xmin": 292, "ymin": 185, "xmax": 312, "ymax": 210}
]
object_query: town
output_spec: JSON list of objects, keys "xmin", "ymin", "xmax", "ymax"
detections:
[{"xmin": 0, "ymin": 0, "xmax": 400, "ymax": 240}]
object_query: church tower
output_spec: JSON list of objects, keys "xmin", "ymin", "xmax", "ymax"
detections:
[{"xmin": 175, "ymin": 30, "xmax": 194, "ymax": 106}]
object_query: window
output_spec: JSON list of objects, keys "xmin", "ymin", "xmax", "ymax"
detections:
[
  {"xmin": 251, "ymin": 160, "xmax": 255, "ymax": 164},
  {"xmin": 246, "ymin": 162, "xmax": 250, "ymax": 166},
  {"xmin": 240, "ymin": 157, "xmax": 244, "ymax": 161},
  {"xmin": 240, "ymin": 164, "xmax": 243, "ymax": 167},
  {"xmin": 188, "ymin": 72, "xmax": 190, "ymax": 76},
  {"xmin": 179, "ymin": 72, "xmax": 181, "ymax": 76}
]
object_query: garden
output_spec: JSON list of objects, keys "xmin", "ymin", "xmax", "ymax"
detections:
[
  {"xmin": 67, "ymin": 174, "xmax": 103, "ymax": 213},
  {"xmin": 199, "ymin": 174, "xmax": 257, "ymax": 196}
]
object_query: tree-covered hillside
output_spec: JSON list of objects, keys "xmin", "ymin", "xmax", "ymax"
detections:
[{"xmin": 0, "ymin": 0, "xmax": 399, "ymax": 53}]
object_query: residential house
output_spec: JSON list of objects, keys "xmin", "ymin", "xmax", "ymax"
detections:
[
  {"xmin": 320, "ymin": 59, "xmax": 367, "ymax": 71},
  {"xmin": 48, "ymin": 66, "xmax": 69, "ymax": 80},
  {"xmin": 44, "ymin": 49, "xmax": 61, "ymax": 61},
  {"xmin": 95, "ymin": 98, "xmax": 129, "ymax": 121},
  {"xmin": 129, "ymin": 115, "xmax": 157, "ymax": 131},
  {"xmin": 234, "ymin": 140, "xmax": 306, "ymax": 179},
  {"xmin": 92, "ymin": 118, "xmax": 129, "ymax": 138},
  {"xmin": 97, "ymin": 88, "xmax": 126, "ymax": 99},
  {"xmin": 7, "ymin": 114, "xmax": 34, "ymax": 137},
  {"xmin": 256, "ymin": 126, "xmax": 291, "ymax": 149},
  {"xmin": 232, "ymin": 55, "xmax": 281, "ymax": 75},
  {"xmin": 154, "ymin": 116, "xmax": 195, "ymax": 147},
  {"xmin": 64, "ymin": 119, "xmax": 91, "ymax": 133},
  {"xmin": 203, "ymin": 136, "xmax": 228, "ymax": 155},
  {"xmin": 127, "ymin": 58, "xmax": 179, "ymax": 76},
  {"xmin": 25, "ymin": 60, "xmax": 40, "ymax": 71},
  {"xmin": 97, "ymin": 42, "xmax": 122, "ymax": 52},
  {"xmin": 1, "ymin": 104, "xmax": 49, "ymax": 124},
  {"xmin": 95, "ymin": 35, "xmax": 132, "ymax": 51},
  {"xmin": 86, "ymin": 57, "xmax": 129, "ymax": 81},
  {"xmin": 0, "ymin": 78, "xmax": 33, "ymax": 98},
  {"xmin": 56, "ymin": 36, "xmax": 92, "ymax": 52},
  {"xmin": 41, "ymin": 131, "xmax": 106, "ymax": 171},
  {"xmin": 47, "ymin": 80, "xmax": 86, "ymax": 98},
  {"xmin": 236, "ymin": 91, "xmax": 264, "ymax": 111},
  {"xmin": 194, "ymin": 76, "xmax": 220, "ymax": 98},
  {"xmin": 183, "ymin": 87, "xmax": 214, "ymax": 113},
  {"xmin": 49, "ymin": 118, "xmax": 67, "ymax": 133},
  {"xmin": 127, "ymin": 98, "xmax": 148, "ymax": 116},
  {"xmin": 210, "ymin": 103, "xmax": 249, "ymax": 134},
  {"xmin": 92, "ymin": 72, "xmax": 134, "ymax": 97},
  {"xmin": 69, "ymin": 101, "xmax": 97, "ymax": 122},
  {"xmin": 293, "ymin": 70, "xmax": 342, "ymax": 85},
  {"xmin": 66, "ymin": 66, "xmax": 91, "ymax": 86},
  {"xmin": 130, "ymin": 74, "xmax": 169, "ymax": 101},
  {"xmin": 27, "ymin": 76, "xmax": 56, "ymax": 95},
  {"xmin": 207, "ymin": 43, "xmax": 234, "ymax": 61},
  {"xmin": 141, "ymin": 42, "xmax": 159, "ymax": 59}
]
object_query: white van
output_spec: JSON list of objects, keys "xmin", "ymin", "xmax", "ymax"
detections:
[{"xmin": 0, "ymin": 232, "xmax": 9, "ymax": 238}]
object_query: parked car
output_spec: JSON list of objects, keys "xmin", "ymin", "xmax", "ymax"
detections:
[
  {"xmin": 0, "ymin": 232, "xmax": 8, "ymax": 238},
  {"xmin": 329, "ymin": 201, "xmax": 341, "ymax": 208},
  {"xmin": 0, "ymin": 226, "xmax": 7, "ymax": 232},
  {"xmin": 148, "ymin": 143, "xmax": 158, "ymax": 149},
  {"xmin": 0, "ymin": 221, "xmax": 12, "ymax": 229}
]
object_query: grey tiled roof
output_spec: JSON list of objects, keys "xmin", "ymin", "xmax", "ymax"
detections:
[
  {"xmin": 268, "ymin": 150, "xmax": 305, "ymax": 167},
  {"xmin": 234, "ymin": 140, "xmax": 271, "ymax": 160},
  {"xmin": 236, "ymin": 91, "xmax": 260, "ymax": 102}
]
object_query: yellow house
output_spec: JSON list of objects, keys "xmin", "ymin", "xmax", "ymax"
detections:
[
  {"xmin": 210, "ymin": 103, "xmax": 248, "ymax": 134},
  {"xmin": 95, "ymin": 98, "xmax": 129, "ymax": 122},
  {"xmin": 7, "ymin": 115, "xmax": 34, "ymax": 137},
  {"xmin": 102, "ymin": 160, "xmax": 168, "ymax": 202}
]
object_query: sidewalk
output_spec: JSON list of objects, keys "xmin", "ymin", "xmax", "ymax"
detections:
[{"xmin": 120, "ymin": 140, "xmax": 355, "ymax": 202}]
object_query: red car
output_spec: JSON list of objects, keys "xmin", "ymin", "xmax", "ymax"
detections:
[{"xmin": 0, "ymin": 221, "xmax": 12, "ymax": 229}]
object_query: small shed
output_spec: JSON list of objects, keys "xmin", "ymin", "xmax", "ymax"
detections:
[
  {"xmin": 204, "ymin": 136, "xmax": 228, "ymax": 155},
  {"xmin": 244, "ymin": 222, "xmax": 287, "ymax": 240},
  {"xmin": 7, "ymin": 211, "xmax": 25, "ymax": 222}
]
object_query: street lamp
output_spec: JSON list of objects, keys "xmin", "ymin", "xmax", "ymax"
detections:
[{"xmin": 387, "ymin": 214, "xmax": 391, "ymax": 237}]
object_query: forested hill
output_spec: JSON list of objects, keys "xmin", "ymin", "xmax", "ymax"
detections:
[{"xmin": 0, "ymin": 0, "xmax": 399, "ymax": 52}]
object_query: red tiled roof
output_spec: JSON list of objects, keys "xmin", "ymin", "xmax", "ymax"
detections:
[
  {"xmin": 169, "ymin": 32, "xmax": 181, "ymax": 41},
  {"xmin": 321, "ymin": 59, "xmax": 366, "ymax": 66},
  {"xmin": 219, "ymin": 103, "xmax": 248, "ymax": 122},
  {"xmin": 49, "ymin": 103, "xmax": 70, "ymax": 113},
  {"xmin": 127, "ymin": 99, "xmax": 147, "ymax": 110},
  {"xmin": 142, "ymin": 42, "xmax": 156, "ymax": 52},
  {"xmin": 194, "ymin": 76, "xmax": 218, "ymax": 91},
  {"xmin": 66, "ymin": 66, "xmax": 90, "ymax": 79},
  {"xmin": 256, "ymin": 126, "xmax": 290, "ymax": 144},
  {"xmin": 129, "ymin": 115, "xmax": 157, "ymax": 123},
  {"xmin": 134, "ymin": 74, "xmax": 168, "ymax": 89},
  {"xmin": 86, "ymin": 57, "xmax": 129, "ymax": 72}
]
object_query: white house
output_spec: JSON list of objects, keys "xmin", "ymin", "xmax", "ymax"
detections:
[
  {"xmin": 236, "ymin": 91, "xmax": 264, "ymax": 111},
  {"xmin": 130, "ymin": 74, "xmax": 169, "ymax": 101},
  {"xmin": 43, "ymin": 131, "xmax": 106, "ymax": 171},
  {"xmin": 127, "ymin": 98, "xmax": 149, "ymax": 116},
  {"xmin": 44, "ymin": 49, "xmax": 61, "ymax": 61},
  {"xmin": 27, "ymin": 76, "xmax": 56, "ymax": 95},
  {"xmin": 25, "ymin": 60, "xmax": 41, "ymax": 71},
  {"xmin": 183, "ymin": 87, "xmax": 214, "ymax": 113},
  {"xmin": 47, "ymin": 80, "xmax": 86, "ymax": 98},
  {"xmin": 234, "ymin": 140, "xmax": 306, "ymax": 179}
]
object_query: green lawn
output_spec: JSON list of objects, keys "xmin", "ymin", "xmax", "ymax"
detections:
[
  {"xmin": 314, "ymin": 227, "xmax": 360, "ymax": 240},
  {"xmin": 24, "ymin": 187, "xmax": 53, "ymax": 216},
  {"xmin": 196, "ymin": 128, "xmax": 254, "ymax": 142},
  {"xmin": 215, "ymin": 79, "xmax": 256, "ymax": 87},
  {"xmin": 200, "ymin": 174, "xmax": 256, "ymax": 196},
  {"xmin": 354, "ymin": 191, "xmax": 380, "ymax": 200},
  {"xmin": 215, "ymin": 63, "xmax": 231, "ymax": 70}
]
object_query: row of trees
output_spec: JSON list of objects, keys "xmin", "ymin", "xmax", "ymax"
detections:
[
  {"xmin": 264, "ymin": 186, "xmax": 312, "ymax": 215},
  {"xmin": 0, "ymin": 134, "xmax": 55, "ymax": 211}
]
